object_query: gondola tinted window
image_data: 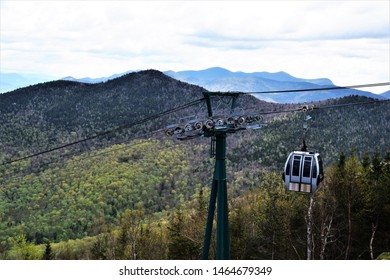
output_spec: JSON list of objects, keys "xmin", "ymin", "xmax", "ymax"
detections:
[
  {"xmin": 293, "ymin": 156, "xmax": 301, "ymax": 176},
  {"xmin": 312, "ymin": 161, "xmax": 317, "ymax": 178},
  {"xmin": 303, "ymin": 157, "xmax": 312, "ymax": 177}
]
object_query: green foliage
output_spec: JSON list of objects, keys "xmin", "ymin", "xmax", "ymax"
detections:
[
  {"xmin": 230, "ymin": 172, "xmax": 307, "ymax": 260},
  {"xmin": 2, "ymin": 151, "xmax": 388, "ymax": 260},
  {"xmin": 312, "ymin": 151, "xmax": 390, "ymax": 259},
  {"xmin": 7, "ymin": 235, "xmax": 43, "ymax": 260},
  {"xmin": 0, "ymin": 139, "xmax": 211, "ymax": 246},
  {"xmin": 376, "ymin": 252, "xmax": 390, "ymax": 260},
  {"xmin": 0, "ymin": 70, "xmax": 389, "ymax": 260},
  {"xmin": 167, "ymin": 189, "xmax": 207, "ymax": 259},
  {"xmin": 52, "ymin": 236, "xmax": 96, "ymax": 260}
]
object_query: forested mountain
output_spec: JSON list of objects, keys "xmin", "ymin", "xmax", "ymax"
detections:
[
  {"xmin": 0, "ymin": 70, "xmax": 389, "ymax": 260},
  {"xmin": 0, "ymin": 70, "xmax": 206, "ymax": 161}
]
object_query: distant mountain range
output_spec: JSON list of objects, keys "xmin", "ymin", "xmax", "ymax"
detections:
[
  {"xmin": 381, "ymin": 90, "xmax": 390, "ymax": 98},
  {"xmin": 61, "ymin": 70, "xmax": 136, "ymax": 84},
  {"xmin": 0, "ymin": 73, "xmax": 57, "ymax": 93},
  {"xmin": 1, "ymin": 67, "xmax": 388, "ymax": 103},
  {"xmin": 164, "ymin": 67, "xmax": 387, "ymax": 103},
  {"xmin": 165, "ymin": 67, "xmax": 335, "ymax": 86},
  {"xmin": 0, "ymin": 71, "xmax": 137, "ymax": 93}
]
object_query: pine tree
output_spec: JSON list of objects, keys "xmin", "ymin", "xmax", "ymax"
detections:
[
  {"xmin": 42, "ymin": 242, "xmax": 54, "ymax": 260},
  {"xmin": 167, "ymin": 209, "xmax": 199, "ymax": 259}
]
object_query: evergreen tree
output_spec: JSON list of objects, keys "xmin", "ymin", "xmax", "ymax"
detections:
[
  {"xmin": 42, "ymin": 241, "xmax": 54, "ymax": 260},
  {"xmin": 167, "ymin": 209, "xmax": 200, "ymax": 259}
]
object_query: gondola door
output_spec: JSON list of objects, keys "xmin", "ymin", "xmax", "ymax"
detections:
[
  {"xmin": 289, "ymin": 154, "xmax": 302, "ymax": 191},
  {"xmin": 300, "ymin": 156, "xmax": 313, "ymax": 192}
]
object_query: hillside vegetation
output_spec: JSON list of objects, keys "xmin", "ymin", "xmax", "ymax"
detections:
[
  {"xmin": 2, "ymin": 150, "xmax": 389, "ymax": 260},
  {"xmin": 0, "ymin": 70, "xmax": 389, "ymax": 259}
]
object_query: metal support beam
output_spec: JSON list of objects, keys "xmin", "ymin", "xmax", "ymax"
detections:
[{"xmin": 202, "ymin": 133, "xmax": 230, "ymax": 259}]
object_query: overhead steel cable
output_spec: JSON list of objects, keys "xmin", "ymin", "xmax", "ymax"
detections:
[
  {"xmin": 1, "ymin": 83, "xmax": 389, "ymax": 167},
  {"xmin": 257, "ymin": 98, "xmax": 390, "ymax": 115},
  {"xmin": 0, "ymin": 97, "xmax": 205, "ymax": 166},
  {"xmin": 0, "ymin": 129, "xmax": 167, "ymax": 181},
  {"xmin": 313, "ymin": 98, "xmax": 390, "ymax": 110},
  {"xmin": 206, "ymin": 82, "xmax": 390, "ymax": 95},
  {"xmin": 2, "ymin": 95, "xmax": 388, "ymax": 178}
]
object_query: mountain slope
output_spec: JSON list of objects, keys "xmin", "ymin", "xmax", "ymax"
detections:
[
  {"xmin": 0, "ymin": 70, "xmax": 207, "ymax": 160},
  {"xmin": 381, "ymin": 90, "xmax": 390, "ymax": 98}
]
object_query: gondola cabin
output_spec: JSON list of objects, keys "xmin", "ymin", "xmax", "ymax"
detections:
[{"xmin": 283, "ymin": 151, "xmax": 324, "ymax": 193}]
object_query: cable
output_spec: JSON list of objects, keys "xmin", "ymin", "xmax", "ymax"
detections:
[
  {"xmin": 0, "ymin": 98, "xmax": 205, "ymax": 166},
  {"xmin": 52, "ymin": 99, "xmax": 389, "ymax": 157},
  {"xmin": 0, "ymin": 129, "xmax": 166, "ymax": 180},
  {"xmin": 255, "ymin": 98, "xmax": 390, "ymax": 116},
  {"xmin": 206, "ymin": 82, "xmax": 390, "ymax": 95},
  {"xmin": 2, "ymin": 97, "xmax": 388, "ymax": 180},
  {"xmin": 313, "ymin": 98, "xmax": 390, "ymax": 110},
  {"xmin": 1, "ymin": 127, "xmax": 211, "ymax": 182},
  {"xmin": 1, "ymin": 85, "xmax": 389, "ymax": 167},
  {"xmin": 62, "ymin": 129, "xmax": 165, "ymax": 165}
]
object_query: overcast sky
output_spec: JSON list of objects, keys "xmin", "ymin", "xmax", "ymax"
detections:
[{"xmin": 1, "ymin": 0, "xmax": 389, "ymax": 93}]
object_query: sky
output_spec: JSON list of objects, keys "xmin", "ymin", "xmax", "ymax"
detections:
[{"xmin": 1, "ymin": 0, "xmax": 389, "ymax": 93}]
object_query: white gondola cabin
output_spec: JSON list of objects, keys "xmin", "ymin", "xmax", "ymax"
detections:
[{"xmin": 283, "ymin": 151, "xmax": 324, "ymax": 193}]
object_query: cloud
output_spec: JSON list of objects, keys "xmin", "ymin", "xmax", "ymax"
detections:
[{"xmin": 0, "ymin": 0, "xmax": 389, "ymax": 93}]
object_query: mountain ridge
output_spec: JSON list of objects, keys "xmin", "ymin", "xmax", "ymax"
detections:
[
  {"xmin": 2, "ymin": 67, "xmax": 387, "ymax": 103},
  {"xmin": 164, "ymin": 66, "xmax": 335, "ymax": 86},
  {"xmin": 164, "ymin": 67, "xmax": 385, "ymax": 103},
  {"xmin": 381, "ymin": 90, "xmax": 390, "ymax": 98}
]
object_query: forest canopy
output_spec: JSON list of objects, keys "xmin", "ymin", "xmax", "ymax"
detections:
[{"xmin": 0, "ymin": 71, "xmax": 389, "ymax": 259}]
